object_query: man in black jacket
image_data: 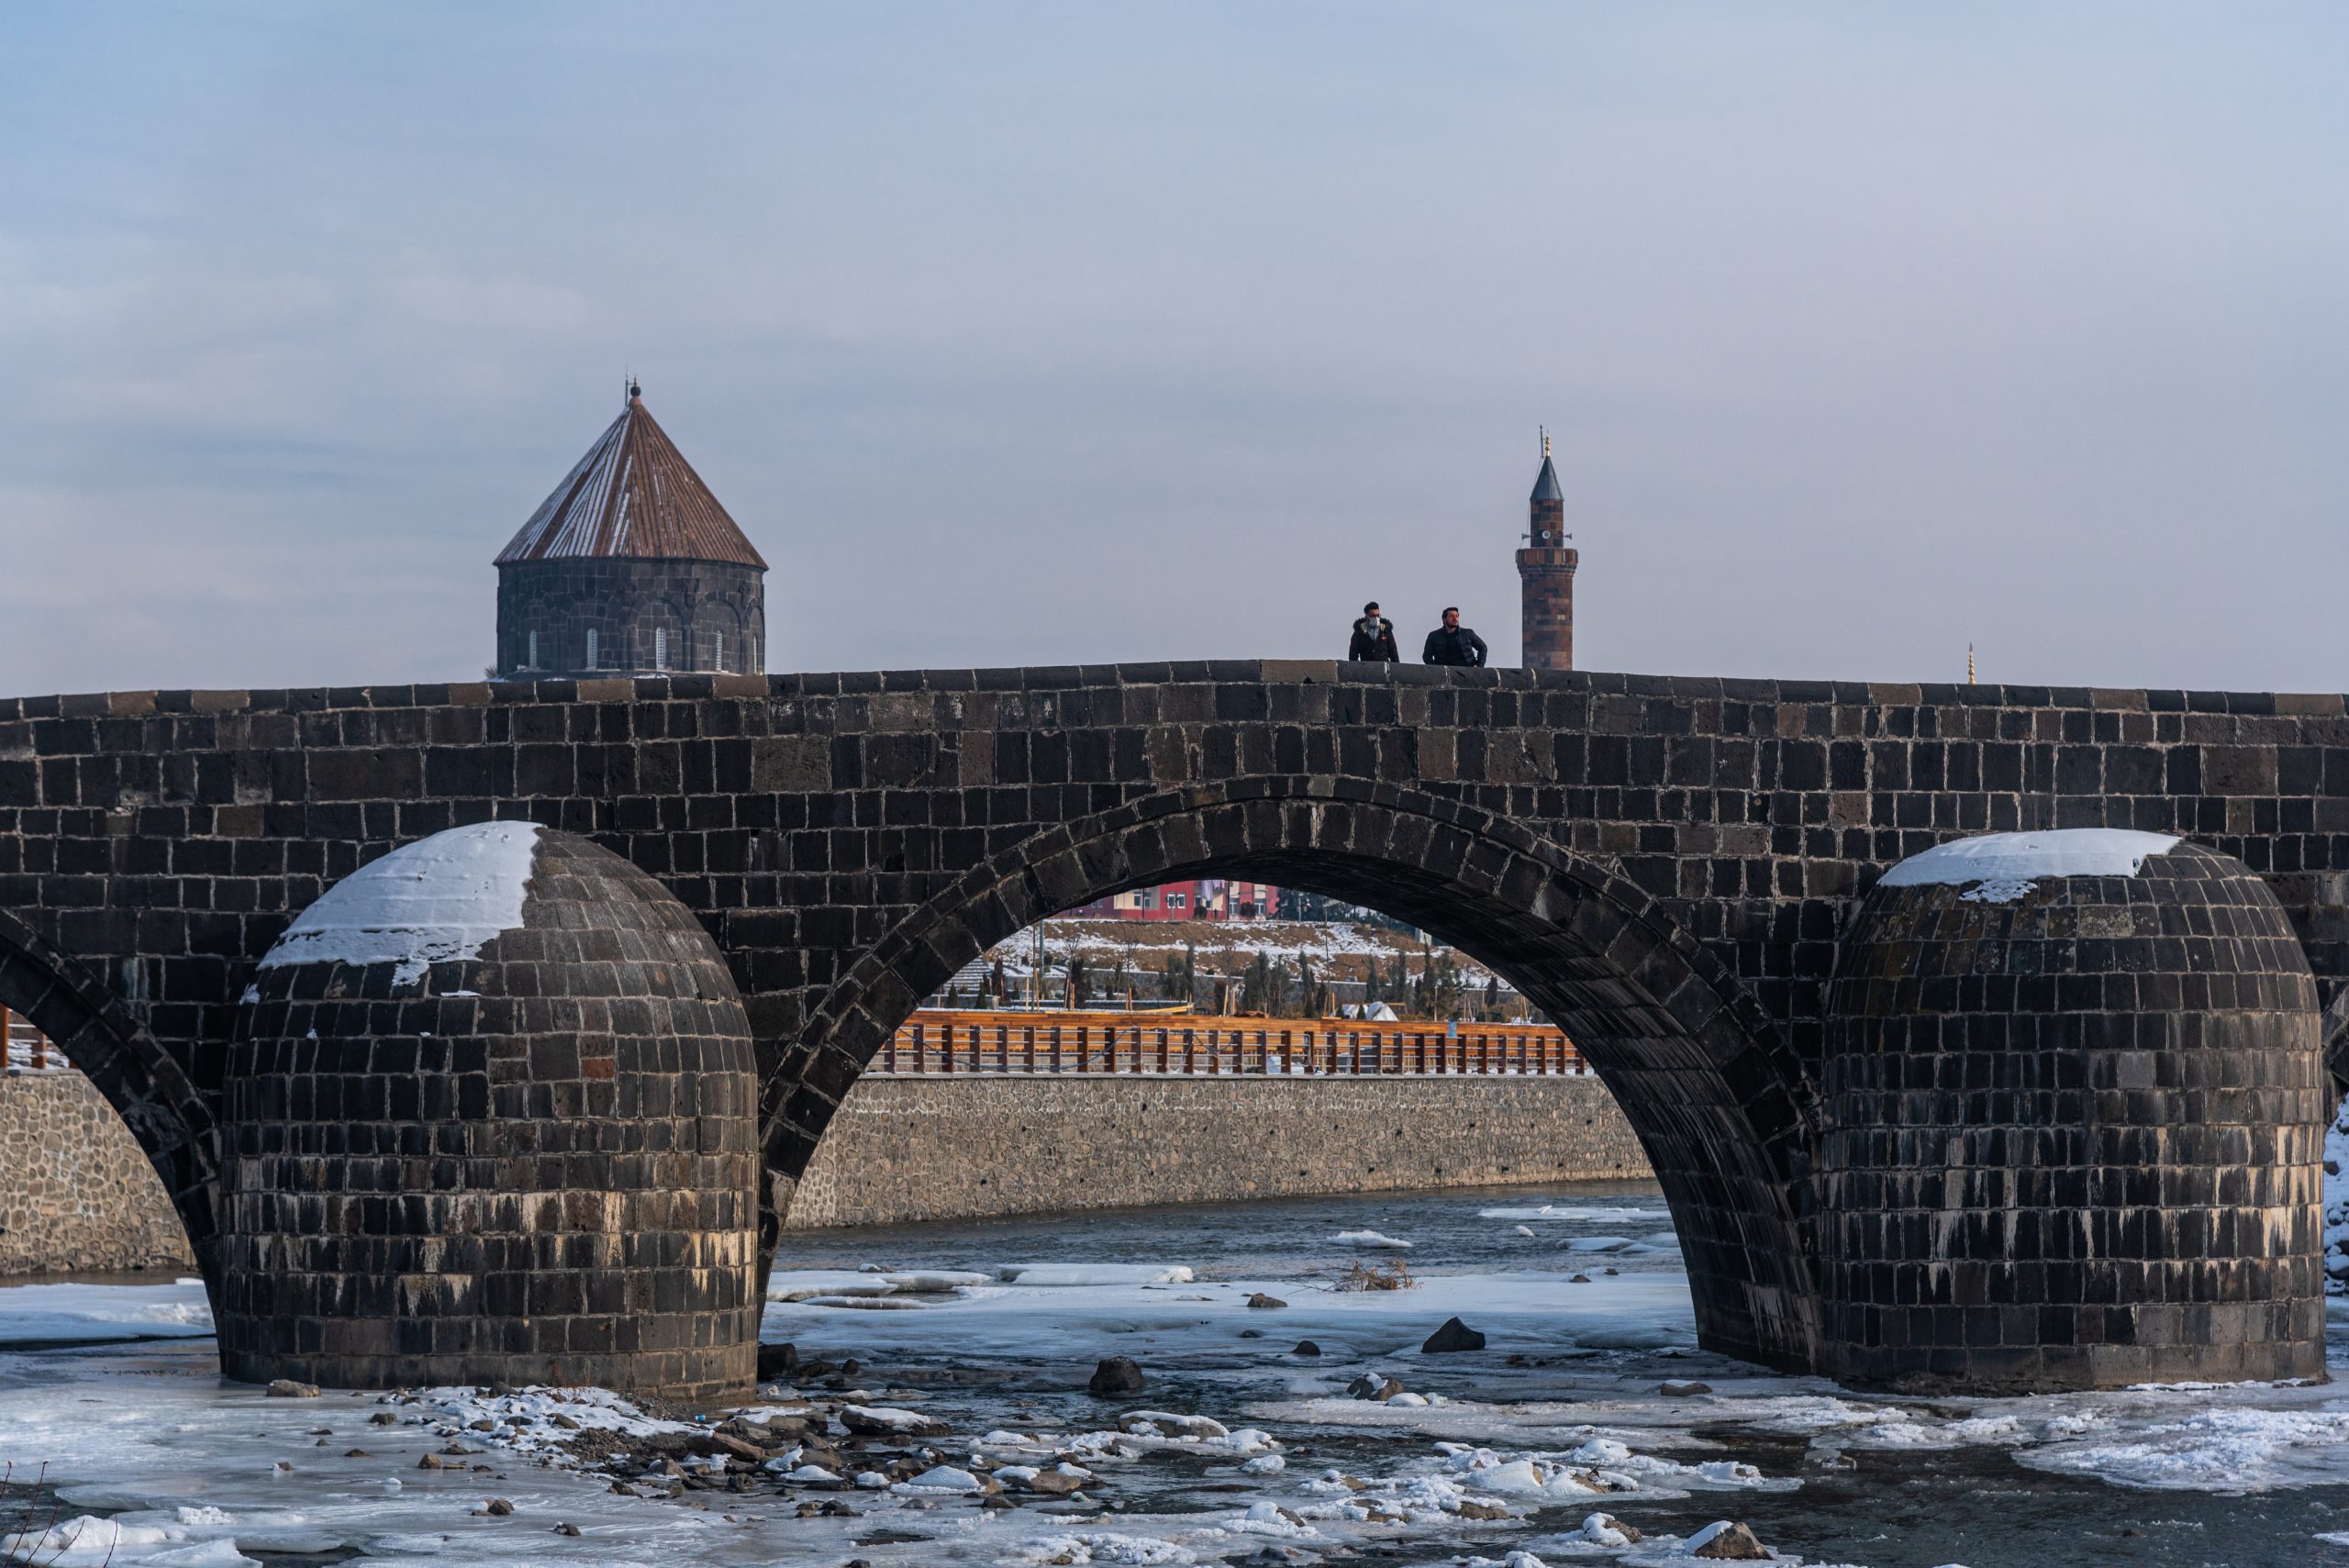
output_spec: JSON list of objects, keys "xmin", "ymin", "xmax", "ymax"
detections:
[
  {"xmin": 1422, "ymin": 606, "xmax": 1487, "ymax": 667},
  {"xmin": 1347, "ymin": 602, "xmax": 1399, "ymax": 662}
]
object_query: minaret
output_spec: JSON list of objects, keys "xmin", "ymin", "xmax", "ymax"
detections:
[{"xmin": 1516, "ymin": 429, "xmax": 1577, "ymax": 671}]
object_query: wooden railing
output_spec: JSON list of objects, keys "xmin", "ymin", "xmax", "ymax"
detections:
[
  {"xmin": 0, "ymin": 1008, "xmax": 50, "ymax": 1072},
  {"xmin": 878, "ymin": 1009, "xmax": 1585, "ymax": 1076}
]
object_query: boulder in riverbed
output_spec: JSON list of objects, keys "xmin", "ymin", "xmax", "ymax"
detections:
[
  {"xmin": 840, "ymin": 1405, "xmax": 951, "ymax": 1438},
  {"xmin": 1088, "ymin": 1356, "xmax": 1146, "ymax": 1395},
  {"xmin": 1689, "ymin": 1520, "xmax": 1770, "ymax": 1560},
  {"xmin": 1420, "ymin": 1317, "xmax": 1486, "ymax": 1353}
]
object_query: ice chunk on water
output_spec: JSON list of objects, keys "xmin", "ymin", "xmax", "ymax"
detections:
[
  {"xmin": 1, "ymin": 1516, "xmax": 179, "ymax": 1565},
  {"xmin": 996, "ymin": 1263, "xmax": 1196, "ymax": 1285},
  {"xmin": 1335, "ymin": 1229, "xmax": 1412, "ymax": 1250},
  {"xmin": 1478, "ymin": 1205, "xmax": 1668, "ymax": 1222},
  {"xmin": 1006, "ymin": 1534, "xmax": 1197, "ymax": 1565}
]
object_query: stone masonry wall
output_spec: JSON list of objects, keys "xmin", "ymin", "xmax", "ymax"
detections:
[
  {"xmin": 784, "ymin": 1073, "xmax": 1651, "ymax": 1229},
  {"xmin": 0, "ymin": 1072, "xmax": 194, "ymax": 1275}
]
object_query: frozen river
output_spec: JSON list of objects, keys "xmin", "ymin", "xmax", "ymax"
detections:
[{"xmin": 1, "ymin": 1183, "xmax": 2347, "ymax": 1565}]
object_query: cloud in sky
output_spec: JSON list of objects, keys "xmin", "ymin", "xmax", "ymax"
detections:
[{"xmin": 2, "ymin": 3, "xmax": 2343, "ymax": 695}]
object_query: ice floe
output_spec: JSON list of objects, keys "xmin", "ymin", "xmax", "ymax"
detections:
[
  {"xmin": 997, "ymin": 1263, "xmax": 1196, "ymax": 1285},
  {"xmin": 0, "ymin": 1277, "xmax": 214, "ymax": 1344},
  {"xmin": 1334, "ymin": 1229, "xmax": 1413, "ymax": 1250},
  {"xmin": 1478, "ymin": 1205, "xmax": 1671, "ymax": 1223}
]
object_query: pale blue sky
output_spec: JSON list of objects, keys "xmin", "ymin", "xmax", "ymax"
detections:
[{"xmin": 3, "ymin": 4, "xmax": 2343, "ymax": 694}]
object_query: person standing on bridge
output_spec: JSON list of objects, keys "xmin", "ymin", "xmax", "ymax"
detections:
[
  {"xmin": 1421, "ymin": 606, "xmax": 1487, "ymax": 667},
  {"xmin": 1348, "ymin": 601, "xmax": 1400, "ymax": 662}
]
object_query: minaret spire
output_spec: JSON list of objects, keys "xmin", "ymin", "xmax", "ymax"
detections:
[{"xmin": 1517, "ymin": 430, "xmax": 1577, "ymax": 672}]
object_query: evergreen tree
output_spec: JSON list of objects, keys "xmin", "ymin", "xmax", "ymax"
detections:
[{"xmin": 1241, "ymin": 951, "xmax": 1274, "ymax": 1013}]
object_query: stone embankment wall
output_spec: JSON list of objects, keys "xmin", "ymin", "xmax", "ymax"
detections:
[
  {"xmin": 0, "ymin": 1072, "xmax": 195, "ymax": 1274},
  {"xmin": 785, "ymin": 1073, "xmax": 1652, "ymax": 1229}
]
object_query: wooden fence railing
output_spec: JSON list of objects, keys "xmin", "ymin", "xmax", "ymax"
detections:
[
  {"xmin": 0, "ymin": 1008, "xmax": 50, "ymax": 1072},
  {"xmin": 877, "ymin": 1009, "xmax": 1584, "ymax": 1076}
]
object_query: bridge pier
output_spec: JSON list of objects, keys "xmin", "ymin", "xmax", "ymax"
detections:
[
  {"xmin": 1819, "ymin": 832, "xmax": 2327, "ymax": 1393},
  {"xmin": 220, "ymin": 825, "xmax": 762, "ymax": 1401}
]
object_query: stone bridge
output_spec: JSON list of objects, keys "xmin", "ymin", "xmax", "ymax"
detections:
[{"xmin": 0, "ymin": 662, "xmax": 2341, "ymax": 1392}]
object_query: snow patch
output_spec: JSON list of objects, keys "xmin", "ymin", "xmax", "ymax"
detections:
[
  {"xmin": 257, "ymin": 822, "xmax": 540, "ymax": 985},
  {"xmin": 895, "ymin": 1464, "xmax": 984, "ymax": 1494},
  {"xmin": 838, "ymin": 1404, "xmax": 939, "ymax": 1433},
  {"xmin": 1876, "ymin": 828, "xmax": 2180, "ymax": 904}
]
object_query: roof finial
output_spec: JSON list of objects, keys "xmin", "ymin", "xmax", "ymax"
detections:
[
  {"xmin": 627, "ymin": 373, "xmax": 640, "ymax": 404},
  {"xmin": 1967, "ymin": 643, "xmax": 1976, "ymax": 684},
  {"xmin": 1541, "ymin": 426, "xmax": 1551, "ymax": 459}
]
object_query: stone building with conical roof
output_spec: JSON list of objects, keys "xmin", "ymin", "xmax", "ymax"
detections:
[{"xmin": 495, "ymin": 382, "xmax": 768, "ymax": 679}]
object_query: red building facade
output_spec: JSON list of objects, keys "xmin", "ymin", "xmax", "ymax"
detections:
[{"xmin": 1063, "ymin": 879, "xmax": 1280, "ymax": 922}]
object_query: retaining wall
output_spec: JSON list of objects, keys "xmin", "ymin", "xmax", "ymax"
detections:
[
  {"xmin": 0, "ymin": 1072, "xmax": 195, "ymax": 1274},
  {"xmin": 784, "ymin": 1073, "xmax": 1652, "ymax": 1229}
]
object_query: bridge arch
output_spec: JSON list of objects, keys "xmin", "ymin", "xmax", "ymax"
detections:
[
  {"xmin": 774, "ymin": 776, "xmax": 1826, "ymax": 1373},
  {"xmin": 0, "ymin": 911, "xmax": 221, "ymax": 1292}
]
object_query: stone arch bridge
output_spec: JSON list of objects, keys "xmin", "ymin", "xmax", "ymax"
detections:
[{"xmin": 1, "ymin": 662, "xmax": 2343, "ymax": 1387}]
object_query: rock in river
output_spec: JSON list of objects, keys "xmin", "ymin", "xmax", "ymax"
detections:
[
  {"xmin": 1420, "ymin": 1317, "xmax": 1486, "ymax": 1353},
  {"xmin": 1088, "ymin": 1356, "xmax": 1146, "ymax": 1395}
]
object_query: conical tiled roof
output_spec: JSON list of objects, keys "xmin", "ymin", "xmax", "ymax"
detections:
[{"xmin": 495, "ymin": 387, "xmax": 767, "ymax": 569}]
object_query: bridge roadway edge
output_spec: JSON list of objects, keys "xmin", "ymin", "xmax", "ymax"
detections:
[{"xmin": 0, "ymin": 661, "xmax": 2344, "ymax": 1384}]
